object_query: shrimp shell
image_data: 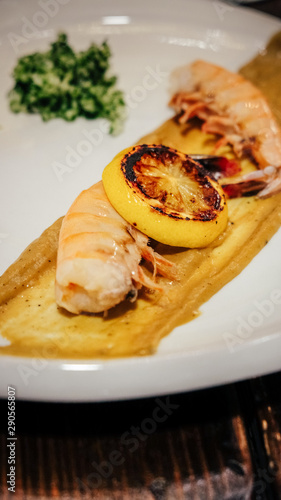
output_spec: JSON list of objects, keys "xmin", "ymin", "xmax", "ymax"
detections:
[
  {"xmin": 169, "ymin": 60, "xmax": 281, "ymax": 198},
  {"xmin": 55, "ymin": 181, "xmax": 176, "ymax": 314}
]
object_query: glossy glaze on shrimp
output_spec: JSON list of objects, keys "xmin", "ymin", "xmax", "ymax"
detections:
[
  {"xmin": 169, "ymin": 60, "xmax": 281, "ymax": 198},
  {"xmin": 55, "ymin": 181, "xmax": 176, "ymax": 314}
]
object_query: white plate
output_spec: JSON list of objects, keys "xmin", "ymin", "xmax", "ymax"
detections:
[{"xmin": 1, "ymin": 0, "xmax": 281, "ymax": 402}]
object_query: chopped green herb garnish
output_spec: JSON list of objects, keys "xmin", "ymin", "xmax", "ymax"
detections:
[{"xmin": 8, "ymin": 33, "xmax": 126, "ymax": 134}]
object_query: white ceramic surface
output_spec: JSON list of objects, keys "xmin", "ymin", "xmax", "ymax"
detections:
[{"xmin": 1, "ymin": 0, "xmax": 281, "ymax": 401}]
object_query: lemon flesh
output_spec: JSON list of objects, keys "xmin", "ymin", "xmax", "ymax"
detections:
[{"xmin": 102, "ymin": 144, "xmax": 228, "ymax": 248}]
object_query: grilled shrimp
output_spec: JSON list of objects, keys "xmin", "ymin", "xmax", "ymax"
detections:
[
  {"xmin": 169, "ymin": 60, "xmax": 281, "ymax": 198},
  {"xmin": 55, "ymin": 181, "xmax": 175, "ymax": 314}
]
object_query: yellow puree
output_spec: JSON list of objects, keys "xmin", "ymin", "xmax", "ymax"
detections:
[{"xmin": 1, "ymin": 33, "xmax": 281, "ymax": 359}]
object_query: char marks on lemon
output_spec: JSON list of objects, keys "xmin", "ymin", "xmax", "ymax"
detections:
[{"xmin": 103, "ymin": 144, "xmax": 228, "ymax": 248}]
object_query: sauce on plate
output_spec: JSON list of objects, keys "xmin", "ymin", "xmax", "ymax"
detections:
[{"xmin": 1, "ymin": 33, "xmax": 281, "ymax": 359}]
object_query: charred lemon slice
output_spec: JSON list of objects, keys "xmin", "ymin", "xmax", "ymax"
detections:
[{"xmin": 102, "ymin": 144, "xmax": 228, "ymax": 247}]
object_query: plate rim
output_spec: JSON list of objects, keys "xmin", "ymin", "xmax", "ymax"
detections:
[{"xmin": 1, "ymin": 0, "xmax": 281, "ymax": 401}]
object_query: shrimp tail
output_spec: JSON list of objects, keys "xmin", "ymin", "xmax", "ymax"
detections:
[
  {"xmin": 128, "ymin": 226, "xmax": 177, "ymax": 280},
  {"xmin": 222, "ymin": 166, "xmax": 281, "ymax": 199},
  {"xmin": 135, "ymin": 266, "xmax": 163, "ymax": 291},
  {"xmin": 142, "ymin": 245, "xmax": 177, "ymax": 279}
]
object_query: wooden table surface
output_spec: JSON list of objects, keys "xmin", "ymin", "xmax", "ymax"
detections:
[
  {"xmin": 1, "ymin": 2, "xmax": 281, "ymax": 500},
  {"xmin": 0, "ymin": 373, "xmax": 281, "ymax": 499}
]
